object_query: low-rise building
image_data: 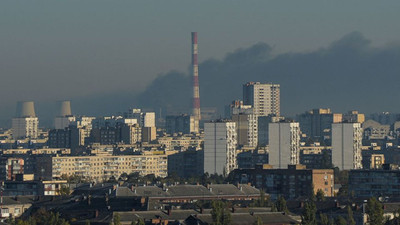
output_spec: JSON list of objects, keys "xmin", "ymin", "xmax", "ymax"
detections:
[
  {"xmin": 231, "ymin": 164, "xmax": 334, "ymax": 200},
  {"xmin": 349, "ymin": 165, "xmax": 400, "ymax": 198}
]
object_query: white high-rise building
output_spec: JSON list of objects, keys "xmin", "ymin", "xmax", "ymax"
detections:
[
  {"xmin": 332, "ymin": 123, "xmax": 363, "ymax": 170},
  {"xmin": 204, "ymin": 121, "xmax": 237, "ymax": 176},
  {"xmin": 125, "ymin": 109, "xmax": 155, "ymax": 127},
  {"xmin": 232, "ymin": 113, "xmax": 258, "ymax": 148},
  {"xmin": 243, "ymin": 82, "xmax": 280, "ymax": 117},
  {"xmin": 268, "ymin": 122, "xmax": 300, "ymax": 169},
  {"xmin": 143, "ymin": 112, "xmax": 156, "ymax": 128},
  {"xmin": 12, "ymin": 101, "xmax": 39, "ymax": 139}
]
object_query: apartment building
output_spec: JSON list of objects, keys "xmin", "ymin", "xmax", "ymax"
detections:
[
  {"xmin": 36, "ymin": 153, "xmax": 168, "ymax": 182},
  {"xmin": 232, "ymin": 164, "xmax": 334, "ymax": 200},
  {"xmin": 243, "ymin": 82, "xmax": 280, "ymax": 117}
]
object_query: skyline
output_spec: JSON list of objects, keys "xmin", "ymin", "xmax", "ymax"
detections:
[{"xmin": 1, "ymin": 1, "xmax": 400, "ymax": 126}]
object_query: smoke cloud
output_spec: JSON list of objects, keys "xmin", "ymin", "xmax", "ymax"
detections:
[{"xmin": 134, "ymin": 31, "xmax": 400, "ymax": 117}]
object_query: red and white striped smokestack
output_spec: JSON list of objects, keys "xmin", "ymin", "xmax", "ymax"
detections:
[{"xmin": 192, "ymin": 32, "xmax": 201, "ymax": 132}]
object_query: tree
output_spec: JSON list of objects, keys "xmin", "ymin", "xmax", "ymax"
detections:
[
  {"xmin": 59, "ymin": 185, "xmax": 70, "ymax": 196},
  {"xmin": 113, "ymin": 213, "xmax": 121, "ymax": 225},
  {"xmin": 211, "ymin": 201, "xmax": 231, "ymax": 225},
  {"xmin": 319, "ymin": 213, "xmax": 329, "ymax": 225},
  {"xmin": 254, "ymin": 216, "xmax": 263, "ymax": 225},
  {"xmin": 301, "ymin": 201, "xmax": 317, "ymax": 225},
  {"xmin": 252, "ymin": 190, "xmax": 270, "ymax": 207},
  {"xmin": 334, "ymin": 216, "xmax": 347, "ymax": 225},
  {"xmin": 347, "ymin": 206, "xmax": 356, "ymax": 225},
  {"xmin": 85, "ymin": 220, "xmax": 91, "ymax": 225},
  {"xmin": 275, "ymin": 196, "xmax": 289, "ymax": 213},
  {"xmin": 316, "ymin": 189, "xmax": 325, "ymax": 202},
  {"xmin": 366, "ymin": 197, "xmax": 384, "ymax": 225},
  {"xmin": 134, "ymin": 218, "xmax": 145, "ymax": 225}
]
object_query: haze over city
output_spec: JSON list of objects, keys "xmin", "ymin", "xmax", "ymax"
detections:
[
  {"xmin": 1, "ymin": 0, "xmax": 400, "ymax": 127},
  {"xmin": 3, "ymin": 1, "xmax": 400, "ymax": 224}
]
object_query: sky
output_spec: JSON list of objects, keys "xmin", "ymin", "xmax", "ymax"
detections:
[{"xmin": 1, "ymin": 1, "xmax": 400, "ymax": 127}]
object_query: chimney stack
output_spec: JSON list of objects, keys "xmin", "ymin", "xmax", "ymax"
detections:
[{"xmin": 191, "ymin": 32, "xmax": 201, "ymax": 133}]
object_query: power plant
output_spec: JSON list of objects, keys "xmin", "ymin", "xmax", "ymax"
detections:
[
  {"xmin": 58, "ymin": 100, "xmax": 72, "ymax": 117},
  {"xmin": 55, "ymin": 100, "xmax": 76, "ymax": 129},
  {"xmin": 16, "ymin": 101, "xmax": 36, "ymax": 118},
  {"xmin": 12, "ymin": 101, "xmax": 39, "ymax": 139},
  {"xmin": 191, "ymin": 32, "xmax": 201, "ymax": 133}
]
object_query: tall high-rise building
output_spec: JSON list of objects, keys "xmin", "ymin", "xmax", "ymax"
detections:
[
  {"xmin": 243, "ymin": 82, "xmax": 280, "ymax": 117},
  {"xmin": 204, "ymin": 121, "xmax": 237, "ymax": 176},
  {"xmin": 143, "ymin": 112, "xmax": 156, "ymax": 128},
  {"xmin": 191, "ymin": 32, "xmax": 201, "ymax": 133},
  {"xmin": 224, "ymin": 100, "xmax": 253, "ymax": 119},
  {"xmin": 232, "ymin": 113, "xmax": 258, "ymax": 148},
  {"xmin": 268, "ymin": 121, "xmax": 300, "ymax": 169},
  {"xmin": 165, "ymin": 114, "xmax": 196, "ymax": 134},
  {"xmin": 297, "ymin": 108, "xmax": 342, "ymax": 142},
  {"xmin": 343, "ymin": 110, "xmax": 365, "ymax": 124},
  {"xmin": 257, "ymin": 115, "xmax": 285, "ymax": 146},
  {"xmin": 12, "ymin": 101, "xmax": 39, "ymax": 139},
  {"xmin": 332, "ymin": 123, "xmax": 363, "ymax": 170}
]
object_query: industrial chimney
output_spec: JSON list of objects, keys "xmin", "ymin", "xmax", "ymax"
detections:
[
  {"xmin": 191, "ymin": 32, "xmax": 201, "ymax": 133},
  {"xmin": 16, "ymin": 101, "xmax": 36, "ymax": 117},
  {"xmin": 58, "ymin": 100, "xmax": 72, "ymax": 117}
]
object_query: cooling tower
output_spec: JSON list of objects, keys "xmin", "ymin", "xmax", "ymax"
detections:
[
  {"xmin": 16, "ymin": 101, "xmax": 36, "ymax": 117},
  {"xmin": 58, "ymin": 100, "xmax": 72, "ymax": 117}
]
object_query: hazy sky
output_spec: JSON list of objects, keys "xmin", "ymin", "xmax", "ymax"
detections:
[{"xmin": 1, "ymin": 1, "xmax": 400, "ymax": 126}]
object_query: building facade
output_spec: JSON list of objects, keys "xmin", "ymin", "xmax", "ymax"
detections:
[
  {"xmin": 297, "ymin": 108, "xmax": 342, "ymax": 142},
  {"xmin": 232, "ymin": 165, "xmax": 334, "ymax": 200},
  {"xmin": 349, "ymin": 167, "xmax": 400, "ymax": 198},
  {"xmin": 243, "ymin": 82, "xmax": 280, "ymax": 117},
  {"xmin": 165, "ymin": 114, "xmax": 196, "ymax": 134},
  {"xmin": 232, "ymin": 113, "xmax": 258, "ymax": 148},
  {"xmin": 204, "ymin": 121, "xmax": 237, "ymax": 176},
  {"xmin": 268, "ymin": 122, "xmax": 300, "ymax": 169},
  {"xmin": 332, "ymin": 123, "xmax": 363, "ymax": 170},
  {"xmin": 35, "ymin": 153, "xmax": 168, "ymax": 182}
]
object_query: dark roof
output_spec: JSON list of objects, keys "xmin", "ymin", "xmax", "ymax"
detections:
[
  {"xmin": 115, "ymin": 209, "xmax": 198, "ymax": 222},
  {"xmin": 166, "ymin": 185, "xmax": 212, "ymax": 197},
  {"xmin": 111, "ymin": 184, "xmax": 260, "ymax": 198},
  {"xmin": 2, "ymin": 196, "xmax": 35, "ymax": 205},
  {"xmin": 114, "ymin": 210, "xmax": 300, "ymax": 224},
  {"xmin": 193, "ymin": 212, "xmax": 299, "ymax": 225}
]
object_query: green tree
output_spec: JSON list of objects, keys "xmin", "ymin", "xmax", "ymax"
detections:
[
  {"xmin": 113, "ymin": 213, "xmax": 121, "ymax": 225},
  {"xmin": 85, "ymin": 220, "xmax": 91, "ymax": 225},
  {"xmin": 134, "ymin": 218, "xmax": 145, "ymax": 225},
  {"xmin": 275, "ymin": 196, "xmax": 289, "ymax": 213},
  {"xmin": 301, "ymin": 201, "xmax": 317, "ymax": 225},
  {"xmin": 252, "ymin": 190, "xmax": 270, "ymax": 207},
  {"xmin": 319, "ymin": 213, "xmax": 329, "ymax": 225},
  {"xmin": 334, "ymin": 216, "xmax": 347, "ymax": 225},
  {"xmin": 316, "ymin": 189, "xmax": 325, "ymax": 202},
  {"xmin": 347, "ymin": 206, "xmax": 356, "ymax": 225},
  {"xmin": 366, "ymin": 197, "xmax": 384, "ymax": 225},
  {"xmin": 211, "ymin": 201, "xmax": 231, "ymax": 225},
  {"xmin": 59, "ymin": 185, "xmax": 70, "ymax": 196},
  {"xmin": 253, "ymin": 216, "xmax": 263, "ymax": 225}
]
